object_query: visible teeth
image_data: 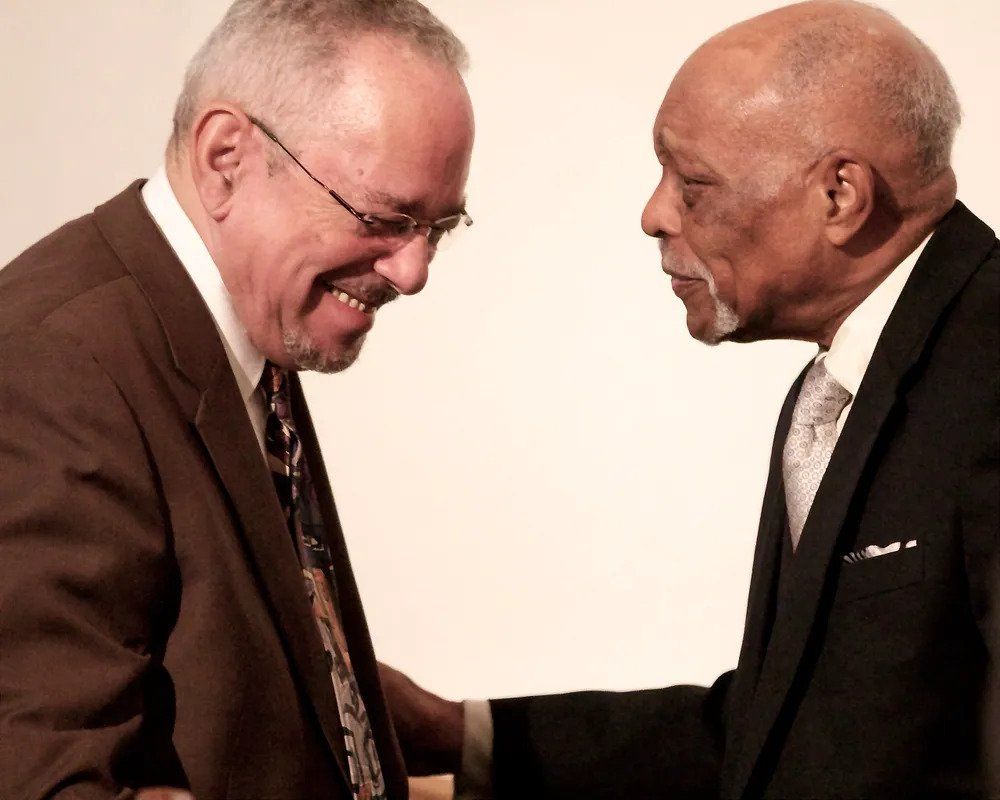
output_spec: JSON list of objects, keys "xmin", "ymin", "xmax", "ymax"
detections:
[{"xmin": 328, "ymin": 286, "xmax": 372, "ymax": 313}]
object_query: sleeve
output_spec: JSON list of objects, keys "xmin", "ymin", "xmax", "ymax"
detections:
[
  {"xmin": 486, "ymin": 672, "xmax": 732, "ymax": 799},
  {"xmin": 0, "ymin": 333, "xmax": 187, "ymax": 799}
]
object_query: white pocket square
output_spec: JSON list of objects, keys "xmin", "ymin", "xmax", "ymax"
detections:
[{"xmin": 843, "ymin": 539, "xmax": 917, "ymax": 564}]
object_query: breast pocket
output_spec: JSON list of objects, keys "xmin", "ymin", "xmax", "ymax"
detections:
[{"xmin": 833, "ymin": 543, "xmax": 925, "ymax": 604}]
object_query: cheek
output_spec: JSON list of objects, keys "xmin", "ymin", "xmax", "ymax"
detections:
[
  {"xmin": 684, "ymin": 217, "xmax": 741, "ymax": 301},
  {"xmin": 252, "ymin": 245, "xmax": 313, "ymax": 317},
  {"xmin": 265, "ymin": 223, "xmax": 349, "ymax": 306},
  {"xmin": 685, "ymin": 199, "xmax": 784, "ymax": 314}
]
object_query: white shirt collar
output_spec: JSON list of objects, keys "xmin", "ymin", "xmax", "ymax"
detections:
[
  {"xmin": 822, "ymin": 233, "xmax": 933, "ymax": 397},
  {"xmin": 140, "ymin": 167, "xmax": 266, "ymax": 402}
]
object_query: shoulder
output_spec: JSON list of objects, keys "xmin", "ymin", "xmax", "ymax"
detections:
[
  {"xmin": 0, "ymin": 326, "xmax": 132, "ymax": 414},
  {"xmin": 934, "ymin": 239, "xmax": 999, "ymax": 374},
  {"xmin": 0, "ymin": 210, "xmax": 132, "ymax": 332},
  {"xmin": 0, "ymin": 209, "xmax": 181, "ymax": 392}
]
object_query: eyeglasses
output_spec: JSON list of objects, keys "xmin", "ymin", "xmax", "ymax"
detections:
[{"xmin": 248, "ymin": 115, "xmax": 472, "ymax": 247}]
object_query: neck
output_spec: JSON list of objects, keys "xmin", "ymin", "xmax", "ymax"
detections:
[{"xmin": 164, "ymin": 153, "xmax": 221, "ymax": 265}]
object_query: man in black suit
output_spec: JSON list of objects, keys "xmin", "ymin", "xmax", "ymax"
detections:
[{"xmin": 381, "ymin": 1, "xmax": 999, "ymax": 797}]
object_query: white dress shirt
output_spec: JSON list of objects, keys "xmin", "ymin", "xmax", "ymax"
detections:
[
  {"xmin": 140, "ymin": 167, "xmax": 268, "ymax": 453},
  {"xmin": 823, "ymin": 233, "xmax": 931, "ymax": 432},
  {"xmin": 456, "ymin": 232, "xmax": 933, "ymax": 799}
]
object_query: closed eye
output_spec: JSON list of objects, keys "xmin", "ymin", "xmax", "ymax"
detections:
[
  {"xmin": 680, "ymin": 175, "xmax": 708, "ymax": 187},
  {"xmin": 678, "ymin": 174, "xmax": 709, "ymax": 208}
]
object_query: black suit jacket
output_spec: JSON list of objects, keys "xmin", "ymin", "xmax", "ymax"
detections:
[
  {"xmin": 490, "ymin": 202, "xmax": 1000, "ymax": 798},
  {"xmin": 0, "ymin": 183, "xmax": 408, "ymax": 799}
]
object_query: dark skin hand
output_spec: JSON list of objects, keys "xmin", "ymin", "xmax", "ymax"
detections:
[{"xmin": 378, "ymin": 662, "xmax": 465, "ymax": 776}]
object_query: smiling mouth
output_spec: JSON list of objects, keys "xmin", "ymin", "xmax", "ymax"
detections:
[{"xmin": 322, "ymin": 281, "xmax": 376, "ymax": 314}]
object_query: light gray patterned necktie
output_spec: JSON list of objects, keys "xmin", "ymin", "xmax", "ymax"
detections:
[{"xmin": 782, "ymin": 360, "xmax": 853, "ymax": 550}]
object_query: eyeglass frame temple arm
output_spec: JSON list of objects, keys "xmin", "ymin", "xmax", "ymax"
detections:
[
  {"xmin": 249, "ymin": 114, "xmax": 471, "ymax": 232},
  {"xmin": 248, "ymin": 115, "xmax": 369, "ymax": 224}
]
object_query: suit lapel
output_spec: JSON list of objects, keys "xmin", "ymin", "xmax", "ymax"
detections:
[
  {"xmin": 724, "ymin": 202, "xmax": 998, "ymax": 798},
  {"xmin": 194, "ymin": 366, "xmax": 352, "ymax": 787},
  {"xmin": 721, "ymin": 371, "xmax": 804, "ymax": 776},
  {"xmin": 93, "ymin": 183, "xmax": 352, "ymax": 790}
]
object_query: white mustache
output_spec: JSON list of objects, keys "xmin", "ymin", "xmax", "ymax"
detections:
[{"xmin": 660, "ymin": 244, "xmax": 712, "ymax": 283}]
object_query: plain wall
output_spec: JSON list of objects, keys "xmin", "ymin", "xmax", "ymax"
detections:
[{"xmin": 2, "ymin": 1, "xmax": 997, "ymax": 702}]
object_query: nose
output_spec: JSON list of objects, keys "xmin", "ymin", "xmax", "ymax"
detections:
[
  {"xmin": 641, "ymin": 178, "xmax": 682, "ymax": 240},
  {"xmin": 373, "ymin": 235, "xmax": 432, "ymax": 296}
]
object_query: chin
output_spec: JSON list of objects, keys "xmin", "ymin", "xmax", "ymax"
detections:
[
  {"xmin": 687, "ymin": 309, "xmax": 742, "ymax": 346},
  {"xmin": 690, "ymin": 327, "xmax": 727, "ymax": 347},
  {"xmin": 283, "ymin": 329, "xmax": 366, "ymax": 374}
]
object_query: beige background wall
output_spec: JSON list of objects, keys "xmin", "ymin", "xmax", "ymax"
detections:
[{"xmin": 2, "ymin": 1, "xmax": 997, "ymax": 704}]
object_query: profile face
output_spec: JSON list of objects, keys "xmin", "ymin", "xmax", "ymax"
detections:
[
  {"xmin": 640, "ymin": 52, "xmax": 822, "ymax": 345},
  {"xmin": 219, "ymin": 36, "xmax": 475, "ymax": 373}
]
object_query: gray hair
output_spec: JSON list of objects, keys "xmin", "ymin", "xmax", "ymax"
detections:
[
  {"xmin": 170, "ymin": 0, "xmax": 468, "ymax": 151},
  {"xmin": 774, "ymin": 1, "xmax": 961, "ymax": 182}
]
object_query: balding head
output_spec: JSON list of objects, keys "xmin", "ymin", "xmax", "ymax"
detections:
[
  {"xmin": 672, "ymin": 0, "xmax": 960, "ymax": 201},
  {"xmin": 724, "ymin": 1, "xmax": 958, "ymax": 184},
  {"xmin": 642, "ymin": 1, "xmax": 959, "ymax": 347}
]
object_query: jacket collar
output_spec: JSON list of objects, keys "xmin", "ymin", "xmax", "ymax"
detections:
[
  {"xmin": 140, "ymin": 167, "xmax": 265, "ymax": 406},
  {"xmin": 93, "ymin": 180, "xmax": 223, "ymax": 403}
]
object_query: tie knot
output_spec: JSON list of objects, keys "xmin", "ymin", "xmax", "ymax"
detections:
[
  {"xmin": 259, "ymin": 361, "xmax": 291, "ymax": 416},
  {"xmin": 792, "ymin": 360, "xmax": 852, "ymax": 427}
]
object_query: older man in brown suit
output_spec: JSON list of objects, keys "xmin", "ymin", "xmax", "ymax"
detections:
[{"xmin": 0, "ymin": 1, "xmax": 473, "ymax": 798}]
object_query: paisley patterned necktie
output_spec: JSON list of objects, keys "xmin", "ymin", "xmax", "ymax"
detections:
[
  {"xmin": 260, "ymin": 363, "xmax": 386, "ymax": 800},
  {"xmin": 782, "ymin": 359, "xmax": 853, "ymax": 550}
]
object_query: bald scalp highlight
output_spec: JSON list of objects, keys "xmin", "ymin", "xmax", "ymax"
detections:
[
  {"xmin": 169, "ymin": 0, "xmax": 468, "ymax": 156},
  {"xmin": 767, "ymin": 0, "xmax": 961, "ymax": 184}
]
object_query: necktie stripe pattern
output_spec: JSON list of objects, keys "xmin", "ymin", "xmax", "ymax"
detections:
[
  {"xmin": 782, "ymin": 360, "xmax": 853, "ymax": 550},
  {"xmin": 261, "ymin": 364, "xmax": 386, "ymax": 800}
]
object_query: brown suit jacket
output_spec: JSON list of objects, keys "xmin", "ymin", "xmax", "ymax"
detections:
[{"xmin": 0, "ymin": 182, "xmax": 408, "ymax": 800}]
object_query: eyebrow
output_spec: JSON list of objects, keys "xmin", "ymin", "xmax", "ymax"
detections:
[
  {"xmin": 362, "ymin": 188, "xmax": 469, "ymax": 219},
  {"xmin": 655, "ymin": 128, "xmax": 721, "ymax": 178}
]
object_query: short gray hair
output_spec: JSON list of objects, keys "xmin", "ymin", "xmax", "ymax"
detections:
[
  {"xmin": 774, "ymin": 1, "xmax": 961, "ymax": 182},
  {"xmin": 170, "ymin": 0, "xmax": 468, "ymax": 151}
]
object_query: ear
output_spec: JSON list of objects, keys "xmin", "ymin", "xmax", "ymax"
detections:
[
  {"xmin": 811, "ymin": 151, "xmax": 875, "ymax": 247},
  {"xmin": 188, "ymin": 106, "xmax": 256, "ymax": 223}
]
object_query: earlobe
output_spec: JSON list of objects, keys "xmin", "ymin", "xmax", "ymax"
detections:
[{"xmin": 821, "ymin": 153, "xmax": 874, "ymax": 247}]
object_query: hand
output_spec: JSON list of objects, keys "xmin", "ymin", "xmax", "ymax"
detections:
[
  {"xmin": 378, "ymin": 662, "xmax": 464, "ymax": 776},
  {"xmin": 136, "ymin": 790, "xmax": 195, "ymax": 800}
]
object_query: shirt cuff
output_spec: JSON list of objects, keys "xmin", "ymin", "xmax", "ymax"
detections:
[{"xmin": 454, "ymin": 698, "xmax": 494, "ymax": 799}]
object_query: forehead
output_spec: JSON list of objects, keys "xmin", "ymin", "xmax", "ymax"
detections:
[
  {"xmin": 308, "ymin": 41, "xmax": 474, "ymax": 212},
  {"xmin": 653, "ymin": 46, "xmax": 778, "ymax": 172}
]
